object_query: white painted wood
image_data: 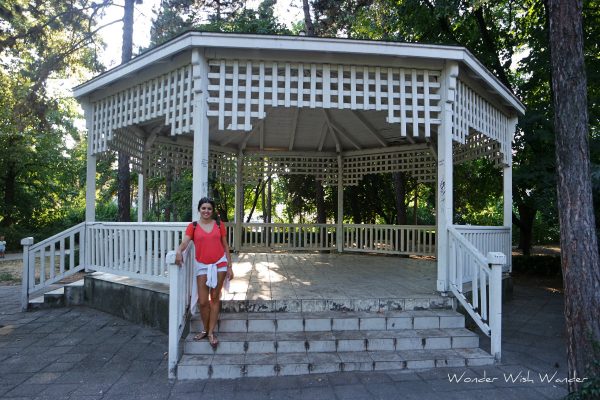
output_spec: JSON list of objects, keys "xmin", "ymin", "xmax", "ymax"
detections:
[
  {"xmin": 337, "ymin": 155, "xmax": 343, "ymax": 252},
  {"xmin": 138, "ymin": 173, "xmax": 144, "ymax": 222},
  {"xmin": 436, "ymin": 61, "xmax": 458, "ymax": 292},
  {"xmin": 84, "ymin": 104, "xmax": 96, "ymax": 222},
  {"xmin": 191, "ymin": 50, "xmax": 210, "ymax": 216}
]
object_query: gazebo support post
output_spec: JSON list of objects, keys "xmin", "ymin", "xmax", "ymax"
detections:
[
  {"xmin": 436, "ymin": 61, "xmax": 459, "ymax": 292},
  {"xmin": 337, "ymin": 154, "xmax": 344, "ymax": 252},
  {"xmin": 137, "ymin": 173, "xmax": 144, "ymax": 222},
  {"xmin": 191, "ymin": 49, "xmax": 210, "ymax": 215},
  {"xmin": 234, "ymin": 151, "xmax": 244, "ymax": 251},
  {"xmin": 503, "ymin": 116, "xmax": 518, "ymax": 272},
  {"xmin": 84, "ymin": 104, "xmax": 96, "ymax": 224}
]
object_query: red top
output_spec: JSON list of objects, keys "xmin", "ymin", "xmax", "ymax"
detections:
[{"xmin": 185, "ymin": 221, "xmax": 227, "ymax": 264}]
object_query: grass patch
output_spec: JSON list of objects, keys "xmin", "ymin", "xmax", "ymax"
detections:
[{"xmin": 0, "ymin": 271, "xmax": 17, "ymax": 282}]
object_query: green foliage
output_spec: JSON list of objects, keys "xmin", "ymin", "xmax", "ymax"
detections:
[
  {"xmin": 0, "ymin": 0, "xmax": 106, "ymax": 243},
  {"xmin": 512, "ymin": 255, "xmax": 562, "ymax": 277}
]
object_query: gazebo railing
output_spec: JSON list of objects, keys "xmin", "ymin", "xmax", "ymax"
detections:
[
  {"xmin": 448, "ymin": 225, "xmax": 505, "ymax": 361},
  {"xmin": 20, "ymin": 222, "xmax": 87, "ymax": 310},
  {"xmin": 239, "ymin": 223, "xmax": 336, "ymax": 251},
  {"xmin": 453, "ymin": 225, "xmax": 511, "ymax": 274},
  {"xmin": 86, "ymin": 222, "xmax": 188, "ymax": 283},
  {"xmin": 343, "ymin": 224, "xmax": 436, "ymax": 256}
]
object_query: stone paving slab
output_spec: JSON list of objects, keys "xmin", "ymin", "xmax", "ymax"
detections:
[{"xmin": 0, "ymin": 278, "xmax": 572, "ymax": 399}]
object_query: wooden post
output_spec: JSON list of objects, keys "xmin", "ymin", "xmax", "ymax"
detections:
[
  {"xmin": 503, "ymin": 116, "xmax": 518, "ymax": 272},
  {"xmin": 436, "ymin": 61, "xmax": 459, "ymax": 292},
  {"xmin": 488, "ymin": 251, "xmax": 505, "ymax": 362},
  {"xmin": 84, "ymin": 103, "xmax": 96, "ymax": 223},
  {"xmin": 337, "ymin": 154, "xmax": 344, "ymax": 252},
  {"xmin": 234, "ymin": 151, "xmax": 244, "ymax": 251},
  {"xmin": 138, "ymin": 173, "xmax": 144, "ymax": 222},
  {"xmin": 166, "ymin": 250, "xmax": 178, "ymax": 379},
  {"xmin": 20, "ymin": 237, "xmax": 34, "ymax": 311},
  {"xmin": 191, "ymin": 49, "xmax": 210, "ymax": 217}
]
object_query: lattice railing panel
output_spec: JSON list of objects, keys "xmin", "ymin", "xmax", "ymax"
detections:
[
  {"xmin": 343, "ymin": 149, "xmax": 436, "ymax": 185},
  {"xmin": 91, "ymin": 65, "xmax": 194, "ymax": 154},
  {"xmin": 144, "ymin": 141, "xmax": 236, "ymax": 183},
  {"xmin": 453, "ymin": 80, "xmax": 511, "ymax": 165},
  {"xmin": 108, "ymin": 127, "xmax": 145, "ymax": 171},
  {"xmin": 453, "ymin": 132, "xmax": 503, "ymax": 166},
  {"xmin": 207, "ymin": 60, "xmax": 442, "ymax": 136},
  {"xmin": 242, "ymin": 154, "xmax": 339, "ymax": 185}
]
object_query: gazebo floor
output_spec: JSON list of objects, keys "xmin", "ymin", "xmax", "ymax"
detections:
[{"xmin": 222, "ymin": 252, "xmax": 452, "ymax": 313}]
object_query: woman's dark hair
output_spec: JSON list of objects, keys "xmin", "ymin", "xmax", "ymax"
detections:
[
  {"xmin": 197, "ymin": 197, "xmax": 215, "ymax": 210},
  {"xmin": 197, "ymin": 197, "xmax": 221, "ymax": 226}
]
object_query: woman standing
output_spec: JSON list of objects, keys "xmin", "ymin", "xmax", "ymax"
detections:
[{"xmin": 175, "ymin": 197, "xmax": 233, "ymax": 348}]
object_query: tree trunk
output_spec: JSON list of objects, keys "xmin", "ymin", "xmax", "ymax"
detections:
[
  {"xmin": 302, "ymin": 0, "xmax": 315, "ymax": 36},
  {"xmin": 117, "ymin": 0, "xmax": 135, "ymax": 222},
  {"xmin": 548, "ymin": 0, "xmax": 600, "ymax": 391},
  {"xmin": 1, "ymin": 163, "xmax": 16, "ymax": 227},
  {"xmin": 413, "ymin": 184, "xmax": 418, "ymax": 225},
  {"xmin": 515, "ymin": 204, "xmax": 536, "ymax": 256},
  {"xmin": 315, "ymin": 179, "xmax": 326, "ymax": 223},
  {"xmin": 165, "ymin": 168, "xmax": 172, "ymax": 222},
  {"xmin": 393, "ymin": 172, "xmax": 407, "ymax": 225}
]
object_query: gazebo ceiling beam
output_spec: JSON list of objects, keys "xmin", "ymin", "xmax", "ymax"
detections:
[
  {"xmin": 323, "ymin": 109, "xmax": 361, "ymax": 150},
  {"xmin": 322, "ymin": 110, "xmax": 341, "ymax": 152},
  {"xmin": 288, "ymin": 108, "xmax": 300, "ymax": 151},
  {"xmin": 351, "ymin": 111, "xmax": 388, "ymax": 147},
  {"xmin": 219, "ymin": 131, "xmax": 243, "ymax": 147},
  {"xmin": 317, "ymin": 122, "xmax": 329, "ymax": 152},
  {"xmin": 240, "ymin": 119, "xmax": 262, "ymax": 151}
]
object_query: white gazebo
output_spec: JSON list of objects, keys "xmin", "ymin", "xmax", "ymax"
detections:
[{"xmin": 21, "ymin": 32, "xmax": 523, "ymax": 370}]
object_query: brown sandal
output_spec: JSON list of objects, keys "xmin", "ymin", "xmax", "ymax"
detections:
[
  {"xmin": 193, "ymin": 331, "xmax": 208, "ymax": 341},
  {"xmin": 208, "ymin": 333, "xmax": 218, "ymax": 349}
]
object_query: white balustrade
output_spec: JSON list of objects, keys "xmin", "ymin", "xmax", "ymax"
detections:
[
  {"xmin": 343, "ymin": 224, "xmax": 436, "ymax": 256},
  {"xmin": 448, "ymin": 225, "xmax": 504, "ymax": 361},
  {"xmin": 240, "ymin": 223, "xmax": 336, "ymax": 251},
  {"xmin": 21, "ymin": 222, "xmax": 87, "ymax": 309},
  {"xmin": 167, "ymin": 242, "xmax": 195, "ymax": 379},
  {"xmin": 454, "ymin": 225, "xmax": 511, "ymax": 274},
  {"xmin": 86, "ymin": 222, "xmax": 188, "ymax": 283}
]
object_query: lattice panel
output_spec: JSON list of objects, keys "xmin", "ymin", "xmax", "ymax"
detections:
[
  {"xmin": 207, "ymin": 60, "xmax": 442, "ymax": 136},
  {"xmin": 108, "ymin": 127, "xmax": 145, "ymax": 171},
  {"xmin": 343, "ymin": 149, "xmax": 436, "ymax": 185},
  {"xmin": 144, "ymin": 141, "xmax": 236, "ymax": 183},
  {"xmin": 453, "ymin": 80, "xmax": 511, "ymax": 165},
  {"xmin": 453, "ymin": 132, "xmax": 503, "ymax": 166},
  {"xmin": 242, "ymin": 154, "xmax": 339, "ymax": 185},
  {"xmin": 208, "ymin": 148, "xmax": 237, "ymax": 184},
  {"xmin": 91, "ymin": 65, "xmax": 194, "ymax": 155}
]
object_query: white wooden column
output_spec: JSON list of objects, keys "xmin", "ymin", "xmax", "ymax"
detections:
[
  {"xmin": 191, "ymin": 49, "xmax": 210, "ymax": 217},
  {"xmin": 137, "ymin": 173, "xmax": 144, "ymax": 222},
  {"xmin": 436, "ymin": 61, "xmax": 459, "ymax": 292},
  {"xmin": 234, "ymin": 151, "xmax": 244, "ymax": 251},
  {"xmin": 337, "ymin": 154, "xmax": 344, "ymax": 252},
  {"xmin": 84, "ymin": 103, "xmax": 96, "ymax": 223},
  {"xmin": 503, "ymin": 116, "xmax": 518, "ymax": 272}
]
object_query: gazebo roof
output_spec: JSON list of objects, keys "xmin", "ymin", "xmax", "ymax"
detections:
[
  {"xmin": 73, "ymin": 32, "xmax": 523, "ymax": 167},
  {"xmin": 74, "ymin": 32, "xmax": 523, "ymax": 114}
]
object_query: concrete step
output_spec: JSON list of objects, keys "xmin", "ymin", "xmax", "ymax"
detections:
[
  {"xmin": 177, "ymin": 348, "xmax": 494, "ymax": 380},
  {"xmin": 220, "ymin": 296, "xmax": 453, "ymax": 313},
  {"xmin": 192, "ymin": 310, "xmax": 465, "ymax": 333},
  {"xmin": 28, "ymin": 280, "xmax": 84, "ymax": 310},
  {"xmin": 184, "ymin": 327, "xmax": 480, "ymax": 355}
]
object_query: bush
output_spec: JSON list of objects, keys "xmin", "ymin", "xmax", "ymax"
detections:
[{"xmin": 512, "ymin": 255, "xmax": 562, "ymax": 277}]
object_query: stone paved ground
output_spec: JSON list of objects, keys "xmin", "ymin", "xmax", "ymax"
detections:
[{"xmin": 0, "ymin": 282, "xmax": 570, "ymax": 400}]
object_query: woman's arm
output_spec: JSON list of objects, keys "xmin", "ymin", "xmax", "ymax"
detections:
[
  {"xmin": 175, "ymin": 234, "xmax": 192, "ymax": 266},
  {"xmin": 221, "ymin": 234, "xmax": 234, "ymax": 279}
]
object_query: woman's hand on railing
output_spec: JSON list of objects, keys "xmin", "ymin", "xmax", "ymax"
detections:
[
  {"xmin": 227, "ymin": 265, "xmax": 234, "ymax": 280},
  {"xmin": 175, "ymin": 251, "xmax": 183, "ymax": 266}
]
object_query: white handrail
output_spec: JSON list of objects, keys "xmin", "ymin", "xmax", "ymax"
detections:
[
  {"xmin": 343, "ymin": 224, "xmax": 436, "ymax": 256},
  {"xmin": 167, "ymin": 242, "xmax": 195, "ymax": 379},
  {"xmin": 21, "ymin": 222, "xmax": 87, "ymax": 309},
  {"xmin": 448, "ymin": 225, "xmax": 504, "ymax": 361}
]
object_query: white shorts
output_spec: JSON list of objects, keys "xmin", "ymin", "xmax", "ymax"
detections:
[{"xmin": 194, "ymin": 254, "xmax": 228, "ymax": 276}]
